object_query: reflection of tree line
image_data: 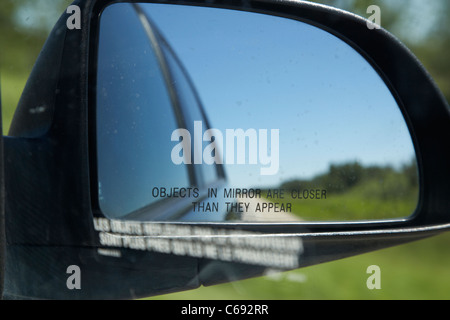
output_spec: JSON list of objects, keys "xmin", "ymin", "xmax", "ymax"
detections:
[{"xmin": 280, "ymin": 160, "xmax": 418, "ymax": 201}]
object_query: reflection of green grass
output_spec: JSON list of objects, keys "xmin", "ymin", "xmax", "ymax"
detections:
[
  {"xmin": 276, "ymin": 161, "xmax": 419, "ymax": 221},
  {"xmin": 147, "ymin": 232, "xmax": 450, "ymax": 300},
  {"xmin": 284, "ymin": 192, "xmax": 417, "ymax": 221}
]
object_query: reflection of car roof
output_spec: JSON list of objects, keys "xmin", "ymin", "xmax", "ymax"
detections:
[
  {"xmin": 134, "ymin": 4, "xmax": 227, "ymax": 184},
  {"xmin": 134, "ymin": 3, "xmax": 212, "ymax": 127}
]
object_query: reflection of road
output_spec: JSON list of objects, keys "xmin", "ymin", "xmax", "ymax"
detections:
[{"xmin": 237, "ymin": 197, "xmax": 302, "ymax": 222}]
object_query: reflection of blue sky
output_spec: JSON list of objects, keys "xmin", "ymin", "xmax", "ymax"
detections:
[{"xmin": 141, "ymin": 4, "xmax": 416, "ymax": 188}]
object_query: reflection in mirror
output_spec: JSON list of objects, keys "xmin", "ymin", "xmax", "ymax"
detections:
[{"xmin": 95, "ymin": 3, "xmax": 418, "ymax": 223}]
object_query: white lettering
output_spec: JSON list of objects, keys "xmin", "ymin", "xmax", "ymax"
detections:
[
  {"xmin": 367, "ymin": 5, "xmax": 381, "ymax": 29},
  {"xmin": 66, "ymin": 5, "xmax": 81, "ymax": 30},
  {"xmin": 171, "ymin": 128, "xmax": 191, "ymax": 164},
  {"xmin": 366, "ymin": 265, "xmax": 381, "ymax": 289},
  {"xmin": 171, "ymin": 121, "xmax": 279, "ymax": 175},
  {"xmin": 66, "ymin": 265, "xmax": 81, "ymax": 290}
]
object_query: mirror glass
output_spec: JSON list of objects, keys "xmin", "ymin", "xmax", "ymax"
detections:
[{"xmin": 95, "ymin": 3, "xmax": 419, "ymax": 222}]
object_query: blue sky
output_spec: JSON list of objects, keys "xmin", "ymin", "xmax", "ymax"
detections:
[{"xmin": 137, "ymin": 3, "xmax": 417, "ymax": 188}]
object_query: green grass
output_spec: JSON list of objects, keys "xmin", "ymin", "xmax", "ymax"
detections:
[
  {"xmin": 1, "ymin": 71, "xmax": 27, "ymax": 134},
  {"xmin": 285, "ymin": 192, "xmax": 417, "ymax": 221},
  {"xmin": 147, "ymin": 232, "xmax": 450, "ymax": 300}
]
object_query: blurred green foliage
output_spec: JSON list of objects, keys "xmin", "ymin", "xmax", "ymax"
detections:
[
  {"xmin": 281, "ymin": 160, "xmax": 418, "ymax": 197},
  {"xmin": 277, "ymin": 161, "xmax": 418, "ymax": 220},
  {"xmin": 0, "ymin": 0, "xmax": 72, "ymax": 133}
]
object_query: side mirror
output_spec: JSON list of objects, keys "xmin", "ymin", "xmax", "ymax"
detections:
[{"xmin": 2, "ymin": 0, "xmax": 450, "ymax": 299}]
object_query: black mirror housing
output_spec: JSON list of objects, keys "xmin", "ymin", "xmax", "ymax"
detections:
[{"xmin": 2, "ymin": 0, "xmax": 450, "ymax": 299}]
